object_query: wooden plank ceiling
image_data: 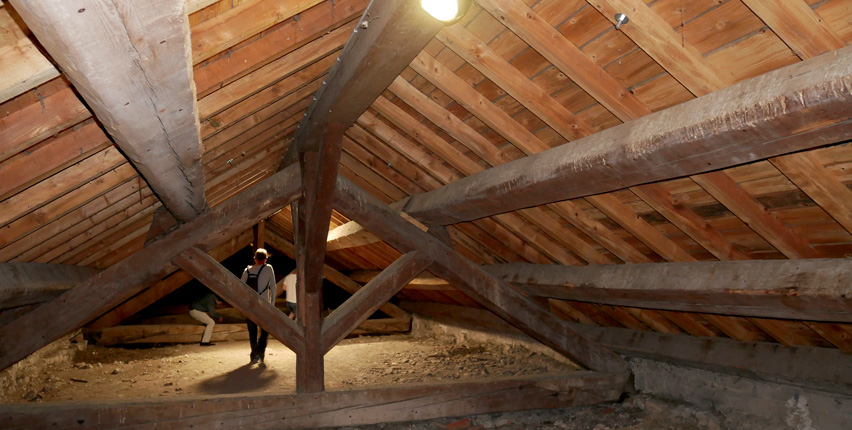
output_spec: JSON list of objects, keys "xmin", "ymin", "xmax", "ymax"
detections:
[{"xmin": 2, "ymin": 0, "xmax": 852, "ymax": 354}]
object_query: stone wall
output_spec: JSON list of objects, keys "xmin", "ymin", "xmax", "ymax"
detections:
[{"xmin": 411, "ymin": 312, "xmax": 852, "ymax": 430}]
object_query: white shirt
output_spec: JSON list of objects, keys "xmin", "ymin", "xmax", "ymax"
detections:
[
  {"xmin": 240, "ymin": 264, "xmax": 276, "ymax": 303},
  {"xmin": 283, "ymin": 273, "xmax": 297, "ymax": 304}
]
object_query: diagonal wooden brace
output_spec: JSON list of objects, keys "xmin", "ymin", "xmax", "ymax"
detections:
[
  {"xmin": 174, "ymin": 247, "xmax": 305, "ymax": 354},
  {"xmin": 333, "ymin": 175, "xmax": 628, "ymax": 373},
  {"xmin": 321, "ymin": 251, "xmax": 432, "ymax": 353}
]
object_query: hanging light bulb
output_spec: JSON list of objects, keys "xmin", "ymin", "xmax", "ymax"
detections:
[{"xmin": 421, "ymin": 0, "xmax": 472, "ymax": 23}]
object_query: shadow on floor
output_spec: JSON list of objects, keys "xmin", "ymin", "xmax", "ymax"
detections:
[{"xmin": 194, "ymin": 363, "xmax": 280, "ymax": 394}]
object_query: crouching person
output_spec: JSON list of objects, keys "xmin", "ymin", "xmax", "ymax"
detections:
[{"xmin": 189, "ymin": 291, "xmax": 223, "ymax": 346}]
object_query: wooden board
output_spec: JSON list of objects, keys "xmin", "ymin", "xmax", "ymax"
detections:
[
  {"xmin": 0, "ymin": 6, "xmax": 59, "ymax": 103},
  {"xmin": 0, "ymin": 371, "xmax": 627, "ymax": 429}
]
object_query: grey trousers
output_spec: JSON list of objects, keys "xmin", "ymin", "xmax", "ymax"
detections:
[{"xmin": 189, "ymin": 309, "xmax": 215, "ymax": 343}]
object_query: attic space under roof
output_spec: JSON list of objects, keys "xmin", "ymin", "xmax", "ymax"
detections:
[{"xmin": 2, "ymin": 0, "xmax": 852, "ymax": 427}]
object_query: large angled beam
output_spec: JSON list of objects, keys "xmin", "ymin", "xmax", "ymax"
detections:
[
  {"xmin": 486, "ymin": 260, "xmax": 852, "ymax": 322},
  {"xmin": 174, "ymin": 247, "xmax": 304, "ymax": 354},
  {"xmin": 9, "ymin": 0, "xmax": 208, "ymax": 222},
  {"xmin": 321, "ymin": 251, "xmax": 431, "ymax": 353},
  {"xmin": 401, "ymin": 45, "xmax": 852, "ymax": 226},
  {"xmin": 87, "ymin": 229, "xmax": 252, "ymax": 330},
  {"xmin": 334, "ymin": 175, "xmax": 628, "ymax": 373},
  {"xmin": 0, "ymin": 164, "xmax": 300, "ymax": 372},
  {"xmin": 0, "ymin": 263, "xmax": 99, "ymax": 310},
  {"xmin": 283, "ymin": 0, "xmax": 445, "ymax": 160}
]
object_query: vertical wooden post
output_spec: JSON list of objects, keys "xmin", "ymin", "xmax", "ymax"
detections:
[
  {"xmin": 294, "ymin": 122, "xmax": 346, "ymax": 393},
  {"xmin": 253, "ymin": 220, "xmax": 266, "ymax": 250}
]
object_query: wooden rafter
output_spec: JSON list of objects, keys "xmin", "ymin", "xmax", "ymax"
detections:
[
  {"xmin": 0, "ymin": 164, "xmax": 301, "ymax": 372},
  {"xmin": 0, "ymin": 6, "xmax": 58, "ymax": 103},
  {"xmin": 335, "ymin": 175, "xmax": 628, "ymax": 373},
  {"xmin": 486, "ymin": 260, "xmax": 852, "ymax": 322},
  {"xmin": 9, "ymin": 0, "xmax": 208, "ymax": 222},
  {"xmin": 0, "ymin": 263, "xmax": 99, "ymax": 309},
  {"xmin": 285, "ymin": 0, "xmax": 445, "ymax": 159},
  {"xmin": 692, "ymin": 172, "xmax": 823, "ymax": 259},
  {"xmin": 477, "ymin": 0, "xmax": 652, "ymax": 122},
  {"xmin": 401, "ymin": 44, "xmax": 852, "ymax": 226}
]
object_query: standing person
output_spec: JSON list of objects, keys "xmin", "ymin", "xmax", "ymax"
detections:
[
  {"xmin": 282, "ymin": 269, "xmax": 298, "ymax": 320},
  {"xmin": 189, "ymin": 291, "xmax": 223, "ymax": 346},
  {"xmin": 241, "ymin": 248, "xmax": 276, "ymax": 364}
]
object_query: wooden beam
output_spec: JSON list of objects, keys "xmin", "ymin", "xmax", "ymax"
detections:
[
  {"xmin": 401, "ymin": 45, "xmax": 852, "ymax": 225},
  {"xmin": 404, "ymin": 301, "xmax": 852, "ymax": 395},
  {"xmin": 692, "ymin": 171, "xmax": 822, "ymax": 259},
  {"xmin": 0, "ymin": 372, "xmax": 627, "ymax": 429},
  {"xmin": 174, "ymin": 247, "xmax": 304, "ymax": 353},
  {"xmin": 632, "ymin": 183, "xmax": 751, "ymax": 261},
  {"xmin": 326, "ymin": 220, "xmax": 382, "ymax": 251},
  {"xmin": 285, "ymin": 0, "xmax": 445, "ymax": 160},
  {"xmin": 334, "ymin": 175, "xmax": 628, "ymax": 373},
  {"xmin": 437, "ymin": 25, "xmax": 593, "ymax": 141},
  {"xmin": 0, "ymin": 84, "xmax": 89, "ymax": 165},
  {"xmin": 0, "ymin": 6, "xmax": 59, "ymax": 103},
  {"xmin": 477, "ymin": 0, "xmax": 651, "ymax": 122},
  {"xmin": 771, "ymin": 151, "xmax": 852, "ymax": 236},
  {"xmin": 741, "ymin": 0, "xmax": 845, "ymax": 60},
  {"xmin": 265, "ymin": 225, "xmax": 410, "ymax": 320},
  {"xmin": 293, "ymin": 123, "xmax": 346, "ymax": 393},
  {"xmin": 485, "ymin": 259, "xmax": 852, "ymax": 322},
  {"xmin": 87, "ymin": 229, "xmax": 252, "ymax": 330},
  {"xmin": 253, "ymin": 220, "xmax": 265, "ymax": 250},
  {"xmin": 190, "ymin": 0, "xmax": 322, "ymax": 65},
  {"xmin": 322, "ymin": 251, "xmax": 431, "ymax": 353},
  {"xmin": 10, "ymin": 0, "xmax": 208, "ymax": 222},
  {"xmin": 0, "ymin": 164, "xmax": 300, "ymax": 372},
  {"xmin": 0, "ymin": 263, "xmax": 99, "ymax": 309},
  {"xmin": 586, "ymin": 0, "xmax": 730, "ymax": 96}
]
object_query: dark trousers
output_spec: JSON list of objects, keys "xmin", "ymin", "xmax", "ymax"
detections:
[{"xmin": 246, "ymin": 320, "xmax": 268, "ymax": 359}]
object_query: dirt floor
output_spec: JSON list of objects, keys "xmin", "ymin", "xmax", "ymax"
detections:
[{"xmin": 1, "ymin": 333, "xmax": 740, "ymax": 429}]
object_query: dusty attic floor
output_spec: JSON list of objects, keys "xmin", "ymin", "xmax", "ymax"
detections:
[
  {"xmin": 2, "ymin": 333, "xmax": 747, "ymax": 429},
  {"xmin": 3, "ymin": 334, "xmax": 576, "ymax": 402}
]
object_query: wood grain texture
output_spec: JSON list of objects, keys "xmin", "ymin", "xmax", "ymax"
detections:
[
  {"xmin": 0, "ymin": 372, "xmax": 626, "ymax": 430},
  {"xmin": 10, "ymin": 0, "xmax": 208, "ymax": 221},
  {"xmin": 335, "ymin": 175, "xmax": 628, "ymax": 373},
  {"xmin": 174, "ymin": 247, "xmax": 305, "ymax": 353},
  {"xmin": 486, "ymin": 259, "xmax": 852, "ymax": 322},
  {"xmin": 0, "ymin": 7, "xmax": 59, "ymax": 103},
  {"xmin": 0, "ymin": 164, "xmax": 300, "ymax": 372},
  {"xmin": 322, "ymin": 251, "xmax": 431, "ymax": 353},
  {"xmin": 402, "ymin": 45, "xmax": 852, "ymax": 225},
  {"xmin": 405, "ymin": 301, "xmax": 852, "ymax": 395}
]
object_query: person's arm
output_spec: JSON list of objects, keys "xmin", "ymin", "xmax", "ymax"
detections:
[
  {"xmin": 265, "ymin": 265, "xmax": 276, "ymax": 303},
  {"xmin": 240, "ymin": 267, "xmax": 248, "ymax": 283},
  {"xmin": 202, "ymin": 294, "xmax": 223, "ymax": 319}
]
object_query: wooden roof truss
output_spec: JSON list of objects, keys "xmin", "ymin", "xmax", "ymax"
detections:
[{"xmin": 2, "ymin": 0, "xmax": 852, "ymax": 425}]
